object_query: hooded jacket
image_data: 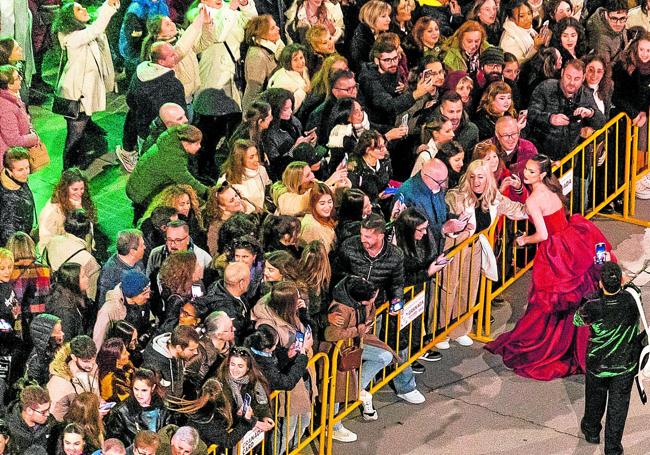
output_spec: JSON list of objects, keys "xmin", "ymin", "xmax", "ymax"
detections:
[
  {"xmin": 126, "ymin": 128, "xmax": 209, "ymax": 206},
  {"xmin": 142, "ymin": 332, "xmax": 185, "ymax": 398},
  {"xmin": 46, "ymin": 343, "xmax": 100, "ymax": 421},
  {"xmin": 126, "ymin": 61, "xmax": 186, "ymax": 139},
  {"xmin": 26, "ymin": 313, "xmax": 60, "ymax": 385},
  {"xmin": 0, "ymin": 167, "xmax": 35, "ymax": 245},
  {"xmin": 5, "ymin": 399, "xmax": 55, "ymax": 454}
]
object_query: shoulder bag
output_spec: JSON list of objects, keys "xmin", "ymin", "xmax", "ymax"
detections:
[{"xmin": 51, "ymin": 46, "xmax": 86, "ymax": 119}]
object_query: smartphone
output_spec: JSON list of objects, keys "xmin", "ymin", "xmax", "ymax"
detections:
[
  {"xmin": 383, "ymin": 186, "xmax": 399, "ymax": 195},
  {"xmin": 518, "ymin": 110, "xmax": 528, "ymax": 122},
  {"xmin": 400, "ymin": 113, "xmax": 409, "ymax": 127},
  {"xmin": 542, "ymin": 20, "xmax": 549, "ymax": 28},
  {"xmin": 435, "ymin": 256, "xmax": 450, "ymax": 266},
  {"xmin": 100, "ymin": 402, "xmax": 116, "ymax": 411},
  {"xmin": 241, "ymin": 393, "xmax": 252, "ymax": 414},
  {"xmin": 295, "ymin": 331, "xmax": 304, "ymax": 351},
  {"xmin": 390, "ymin": 298, "xmax": 404, "ymax": 312},
  {"xmin": 191, "ymin": 284, "xmax": 203, "ymax": 298},
  {"xmin": 594, "ymin": 242, "xmax": 607, "ymax": 264}
]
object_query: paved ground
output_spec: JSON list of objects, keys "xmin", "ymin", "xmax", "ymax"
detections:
[{"xmin": 28, "ymin": 91, "xmax": 650, "ymax": 455}]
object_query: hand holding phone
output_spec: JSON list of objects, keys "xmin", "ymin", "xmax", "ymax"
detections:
[
  {"xmin": 390, "ymin": 298, "xmax": 404, "ymax": 313},
  {"xmin": 241, "ymin": 393, "xmax": 252, "ymax": 416},
  {"xmin": 594, "ymin": 242, "xmax": 607, "ymax": 264}
]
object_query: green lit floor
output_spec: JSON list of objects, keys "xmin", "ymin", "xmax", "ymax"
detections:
[{"xmin": 30, "ymin": 89, "xmax": 131, "ymax": 254}]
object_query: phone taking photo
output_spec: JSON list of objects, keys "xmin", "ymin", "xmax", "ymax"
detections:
[
  {"xmin": 400, "ymin": 113, "xmax": 409, "ymax": 127},
  {"xmin": 594, "ymin": 242, "xmax": 607, "ymax": 264},
  {"xmin": 242, "ymin": 393, "xmax": 252, "ymax": 415}
]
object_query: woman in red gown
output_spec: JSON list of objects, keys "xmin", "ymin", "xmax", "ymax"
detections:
[{"xmin": 485, "ymin": 155, "xmax": 613, "ymax": 381}]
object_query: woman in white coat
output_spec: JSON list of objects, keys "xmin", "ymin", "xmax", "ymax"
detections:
[
  {"xmin": 436, "ymin": 159, "xmax": 527, "ymax": 349},
  {"xmin": 499, "ymin": 0, "xmax": 549, "ymax": 63},
  {"xmin": 191, "ymin": 0, "xmax": 257, "ymax": 180},
  {"xmin": 53, "ymin": 0, "xmax": 118, "ymax": 169}
]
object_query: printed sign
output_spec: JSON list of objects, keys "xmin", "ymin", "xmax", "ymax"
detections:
[
  {"xmin": 559, "ymin": 169, "xmax": 573, "ymax": 195},
  {"xmin": 400, "ymin": 290, "xmax": 426, "ymax": 330},
  {"xmin": 238, "ymin": 427, "xmax": 265, "ymax": 455}
]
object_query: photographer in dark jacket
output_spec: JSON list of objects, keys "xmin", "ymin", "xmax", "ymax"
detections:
[
  {"xmin": 0, "ymin": 148, "xmax": 34, "ymax": 246},
  {"xmin": 574, "ymin": 262, "xmax": 642, "ymax": 455}
]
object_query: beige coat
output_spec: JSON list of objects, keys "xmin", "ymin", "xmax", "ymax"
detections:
[
  {"xmin": 45, "ymin": 233, "xmax": 101, "ymax": 301},
  {"xmin": 93, "ymin": 284, "xmax": 127, "ymax": 348},
  {"xmin": 172, "ymin": 15, "xmax": 216, "ymax": 103},
  {"xmin": 57, "ymin": 1, "xmax": 116, "ymax": 115},
  {"xmin": 267, "ymin": 67, "xmax": 311, "ymax": 110},
  {"xmin": 228, "ymin": 166, "xmax": 270, "ymax": 214},
  {"xmin": 299, "ymin": 214, "xmax": 336, "ymax": 253},
  {"xmin": 251, "ymin": 299, "xmax": 317, "ymax": 416}
]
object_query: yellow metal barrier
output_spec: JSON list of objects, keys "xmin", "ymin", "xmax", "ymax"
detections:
[{"xmin": 207, "ymin": 351, "xmax": 330, "ymax": 455}]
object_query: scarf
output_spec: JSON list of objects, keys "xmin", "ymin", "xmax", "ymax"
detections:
[
  {"xmin": 227, "ymin": 375, "xmax": 269, "ymax": 409},
  {"xmin": 257, "ymin": 38, "xmax": 286, "ymax": 60}
]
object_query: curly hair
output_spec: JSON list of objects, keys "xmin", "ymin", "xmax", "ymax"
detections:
[
  {"xmin": 143, "ymin": 184, "xmax": 203, "ymax": 228},
  {"xmin": 308, "ymin": 182, "xmax": 336, "ymax": 228},
  {"xmin": 159, "ymin": 251, "xmax": 197, "ymax": 297},
  {"xmin": 204, "ymin": 182, "xmax": 244, "ymax": 224},
  {"xmin": 50, "ymin": 168, "xmax": 97, "ymax": 223},
  {"xmin": 446, "ymin": 159, "xmax": 499, "ymax": 212}
]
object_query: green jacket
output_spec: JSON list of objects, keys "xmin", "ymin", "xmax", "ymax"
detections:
[
  {"xmin": 442, "ymin": 42, "xmax": 491, "ymax": 72},
  {"xmin": 126, "ymin": 128, "xmax": 208, "ymax": 205}
]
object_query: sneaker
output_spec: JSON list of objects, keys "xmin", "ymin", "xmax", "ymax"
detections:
[
  {"xmin": 636, "ymin": 181, "xmax": 650, "ymax": 199},
  {"xmin": 331, "ymin": 425, "xmax": 358, "ymax": 442},
  {"xmin": 116, "ymin": 146, "xmax": 138, "ymax": 173},
  {"xmin": 455, "ymin": 335, "xmax": 474, "ymax": 346},
  {"xmin": 397, "ymin": 389, "xmax": 426, "ymax": 404},
  {"xmin": 360, "ymin": 390, "xmax": 377, "ymax": 421},
  {"xmin": 411, "ymin": 361, "xmax": 426, "ymax": 374},
  {"xmin": 435, "ymin": 338, "xmax": 450, "ymax": 350},
  {"xmin": 419, "ymin": 350, "xmax": 442, "ymax": 362}
]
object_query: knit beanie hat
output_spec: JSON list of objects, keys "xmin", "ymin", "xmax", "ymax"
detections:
[
  {"xmin": 480, "ymin": 46, "xmax": 505, "ymax": 67},
  {"xmin": 121, "ymin": 270, "xmax": 150, "ymax": 298}
]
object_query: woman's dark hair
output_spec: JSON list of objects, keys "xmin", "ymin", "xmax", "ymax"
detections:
[
  {"xmin": 258, "ymin": 88, "xmax": 295, "ymax": 126},
  {"xmin": 531, "ymin": 154, "xmax": 566, "ymax": 206},
  {"xmin": 61, "ymin": 422, "xmax": 85, "ymax": 442},
  {"xmin": 506, "ymin": 0, "xmax": 532, "ymax": 18},
  {"xmin": 227, "ymin": 235, "xmax": 264, "ymax": 263},
  {"xmin": 544, "ymin": 0, "xmax": 573, "ymax": 21},
  {"xmin": 268, "ymin": 281, "xmax": 301, "ymax": 326},
  {"xmin": 96, "ymin": 338, "xmax": 126, "ymax": 383},
  {"xmin": 53, "ymin": 262, "xmax": 82, "ymax": 294},
  {"xmin": 217, "ymin": 213, "xmax": 258, "ymax": 254},
  {"xmin": 51, "ymin": 168, "xmax": 97, "ymax": 223},
  {"xmin": 107, "ymin": 320, "xmax": 137, "ymax": 346},
  {"xmin": 53, "ymin": 2, "xmax": 86, "ymax": 35},
  {"xmin": 353, "ymin": 129, "xmax": 384, "ymax": 158},
  {"xmin": 230, "ymin": 100, "xmax": 272, "ymax": 148},
  {"xmin": 327, "ymin": 97, "xmax": 357, "ymax": 134},
  {"xmin": 244, "ymin": 324, "xmax": 279, "ymax": 351},
  {"xmin": 131, "ymin": 367, "xmax": 164, "ymax": 398},
  {"xmin": 394, "ymin": 207, "xmax": 429, "ymax": 256},
  {"xmin": 337, "ymin": 188, "xmax": 366, "ymax": 222},
  {"xmin": 582, "ymin": 53, "xmax": 613, "ymax": 98},
  {"xmin": 346, "ymin": 276, "xmax": 379, "ymax": 302},
  {"xmin": 0, "ymin": 63, "xmax": 16, "ymax": 90},
  {"xmin": 64, "ymin": 208, "xmax": 91, "ymax": 239},
  {"xmin": 538, "ymin": 47, "xmax": 561, "ymax": 78},
  {"xmin": 217, "ymin": 347, "xmax": 269, "ymax": 395},
  {"xmin": 278, "ymin": 43, "xmax": 306, "ymax": 71},
  {"xmin": 553, "ymin": 17, "xmax": 586, "ymax": 57},
  {"xmin": 261, "ymin": 215, "xmax": 301, "ymax": 252},
  {"xmin": 263, "ymin": 250, "xmax": 298, "ymax": 281}
]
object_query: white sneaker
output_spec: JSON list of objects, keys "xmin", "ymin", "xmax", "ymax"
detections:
[
  {"xmin": 331, "ymin": 425, "xmax": 358, "ymax": 442},
  {"xmin": 360, "ymin": 389, "xmax": 377, "ymax": 421},
  {"xmin": 397, "ymin": 389, "xmax": 426, "ymax": 404},
  {"xmin": 115, "ymin": 146, "xmax": 138, "ymax": 173},
  {"xmin": 454, "ymin": 335, "xmax": 474, "ymax": 346},
  {"xmin": 435, "ymin": 338, "xmax": 450, "ymax": 350}
]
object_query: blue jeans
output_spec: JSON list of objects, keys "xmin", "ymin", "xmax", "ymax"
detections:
[
  {"xmin": 360, "ymin": 345, "xmax": 416, "ymax": 395},
  {"xmin": 277, "ymin": 411, "xmax": 311, "ymax": 455}
]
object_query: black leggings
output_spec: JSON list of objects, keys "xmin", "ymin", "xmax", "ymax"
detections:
[{"xmin": 63, "ymin": 113, "xmax": 90, "ymax": 169}]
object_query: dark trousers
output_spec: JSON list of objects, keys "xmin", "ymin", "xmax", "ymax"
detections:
[
  {"xmin": 582, "ymin": 372, "xmax": 635, "ymax": 455},
  {"xmin": 63, "ymin": 113, "xmax": 90, "ymax": 169},
  {"xmin": 194, "ymin": 112, "xmax": 241, "ymax": 182}
]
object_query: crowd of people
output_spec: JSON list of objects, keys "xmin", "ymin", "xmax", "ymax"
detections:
[{"xmin": 0, "ymin": 0, "xmax": 648, "ymax": 453}]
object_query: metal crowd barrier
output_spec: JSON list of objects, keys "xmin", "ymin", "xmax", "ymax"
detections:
[{"xmin": 208, "ymin": 112, "xmax": 650, "ymax": 455}]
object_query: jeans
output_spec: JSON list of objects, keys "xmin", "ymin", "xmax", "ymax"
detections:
[
  {"xmin": 277, "ymin": 411, "xmax": 311, "ymax": 455},
  {"xmin": 582, "ymin": 372, "xmax": 634, "ymax": 455},
  {"xmin": 360, "ymin": 344, "xmax": 416, "ymax": 395},
  {"xmin": 63, "ymin": 113, "xmax": 90, "ymax": 169}
]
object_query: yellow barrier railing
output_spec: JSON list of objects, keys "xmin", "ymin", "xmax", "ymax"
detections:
[{"xmin": 209, "ymin": 111, "xmax": 650, "ymax": 455}]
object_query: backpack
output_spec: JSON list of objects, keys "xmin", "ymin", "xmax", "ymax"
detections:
[{"xmin": 628, "ymin": 285, "xmax": 650, "ymax": 403}]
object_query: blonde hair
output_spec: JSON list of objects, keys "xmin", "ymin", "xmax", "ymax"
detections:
[
  {"xmin": 445, "ymin": 20, "xmax": 486, "ymax": 52},
  {"xmin": 0, "ymin": 248, "xmax": 14, "ymax": 265},
  {"xmin": 143, "ymin": 184, "xmax": 204, "ymax": 228},
  {"xmin": 446, "ymin": 159, "xmax": 499, "ymax": 212},
  {"xmin": 359, "ymin": 0, "xmax": 392, "ymax": 32},
  {"xmin": 271, "ymin": 161, "xmax": 310, "ymax": 205}
]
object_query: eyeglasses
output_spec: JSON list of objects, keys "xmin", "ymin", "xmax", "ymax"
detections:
[
  {"xmin": 31, "ymin": 406, "xmax": 50, "ymax": 416},
  {"xmin": 422, "ymin": 174, "xmax": 448, "ymax": 188},
  {"xmin": 379, "ymin": 55, "xmax": 400, "ymax": 63},
  {"xmin": 497, "ymin": 130, "xmax": 519, "ymax": 140},
  {"xmin": 166, "ymin": 234, "xmax": 189, "ymax": 245},
  {"xmin": 333, "ymin": 83, "xmax": 358, "ymax": 94},
  {"xmin": 608, "ymin": 14, "xmax": 627, "ymax": 23}
]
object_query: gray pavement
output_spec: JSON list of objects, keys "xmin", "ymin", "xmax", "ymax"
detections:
[{"xmin": 334, "ymin": 203, "xmax": 650, "ymax": 455}]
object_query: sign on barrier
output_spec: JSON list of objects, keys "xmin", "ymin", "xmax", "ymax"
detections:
[
  {"xmin": 238, "ymin": 428, "xmax": 264, "ymax": 455},
  {"xmin": 399, "ymin": 290, "xmax": 426, "ymax": 330},
  {"xmin": 559, "ymin": 169, "xmax": 573, "ymax": 195}
]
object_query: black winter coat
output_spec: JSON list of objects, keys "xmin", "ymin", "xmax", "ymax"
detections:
[
  {"xmin": 332, "ymin": 235, "xmax": 405, "ymax": 305},
  {"xmin": 347, "ymin": 155, "xmax": 392, "ymax": 203},
  {"xmin": 0, "ymin": 169, "xmax": 34, "ymax": 246},
  {"xmin": 260, "ymin": 116, "xmax": 304, "ymax": 179},
  {"xmin": 105, "ymin": 395, "xmax": 174, "ymax": 446},
  {"xmin": 612, "ymin": 62, "xmax": 650, "ymax": 119},
  {"xmin": 25, "ymin": 313, "xmax": 60, "ymax": 385},
  {"xmin": 251, "ymin": 351, "xmax": 308, "ymax": 392},
  {"xmin": 358, "ymin": 62, "xmax": 416, "ymax": 125},
  {"xmin": 186, "ymin": 405, "xmax": 255, "ymax": 452},
  {"xmin": 349, "ymin": 23, "xmax": 375, "ymax": 73},
  {"xmin": 45, "ymin": 285, "xmax": 86, "ymax": 342},
  {"xmin": 195, "ymin": 280, "xmax": 252, "ymax": 344},
  {"xmin": 4, "ymin": 400, "xmax": 55, "ymax": 454}
]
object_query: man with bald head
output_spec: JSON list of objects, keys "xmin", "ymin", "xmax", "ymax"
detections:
[
  {"xmin": 125, "ymin": 41, "xmax": 186, "ymax": 152},
  {"xmin": 195, "ymin": 262, "xmax": 251, "ymax": 344},
  {"xmin": 490, "ymin": 116, "xmax": 538, "ymax": 180},
  {"xmin": 395, "ymin": 158, "xmax": 471, "ymax": 247},
  {"xmin": 140, "ymin": 103, "xmax": 189, "ymax": 154}
]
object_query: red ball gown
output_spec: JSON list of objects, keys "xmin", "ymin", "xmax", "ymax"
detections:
[{"xmin": 485, "ymin": 208, "xmax": 613, "ymax": 381}]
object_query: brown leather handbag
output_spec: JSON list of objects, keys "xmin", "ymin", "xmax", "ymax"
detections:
[{"xmin": 338, "ymin": 338, "xmax": 364, "ymax": 372}]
